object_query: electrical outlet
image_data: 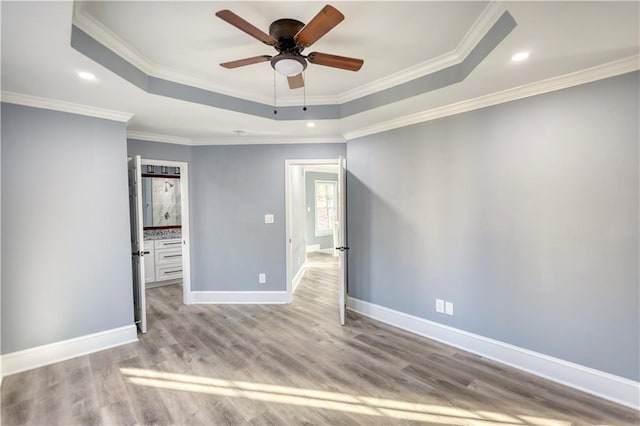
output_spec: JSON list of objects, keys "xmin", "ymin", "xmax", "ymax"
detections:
[
  {"xmin": 445, "ymin": 302, "xmax": 454, "ymax": 316},
  {"xmin": 259, "ymin": 273, "xmax": 266, "ymax": 284},
  {"xmin": 436, "ymin": 299, "xmax": 445, "ymax": 313},
  {"xmin": 264, "ymin": 214, "xmax": 274, "ymax": 224}
]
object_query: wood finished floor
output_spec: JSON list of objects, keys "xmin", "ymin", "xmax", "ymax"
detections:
[{"xmin": 2, "ymin": 253, "xmax": 638, "ymax": 425}]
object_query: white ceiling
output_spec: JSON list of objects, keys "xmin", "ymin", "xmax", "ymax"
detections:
[
  {"xmin": 76, "ymin": 1, "xmax": 488, "ymax": 103},
  {"xmin": 1, "ymin": 1, "xmax": 638, "ymax": 145}
]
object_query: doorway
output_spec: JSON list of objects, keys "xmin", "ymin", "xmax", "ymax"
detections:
[
  {"xmin": 285, "ymin": 158, "xmax": 347, "ymax": 325},
  {"xmin": 128, "ymin": 156, "xmax": 192, "ymax": 333}
]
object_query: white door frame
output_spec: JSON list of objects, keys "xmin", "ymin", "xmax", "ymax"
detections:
[
  {"xmin": 285, "ymin": 158, "xmax": 340, "ymax": 303},
  {"xmin": 140, "ymin": 158, "xmax": 193, "ymax": 305},
  {"xmin": 129, "ymin": 156, "xmax": 147, "ymax": 333}
]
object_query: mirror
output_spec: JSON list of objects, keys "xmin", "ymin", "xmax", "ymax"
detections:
[{"xmin": 142, "ymin": 176, "xmax": 182, "ymax": 228}]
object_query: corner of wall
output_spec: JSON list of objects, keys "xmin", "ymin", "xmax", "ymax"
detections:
[
  {"xmin": 1, "ymin": 325, "xmax": 137, "ymax": 378},
  {"xmin": 292, "ymin": 263, "xmax": 308, "ymax": 294},
  {"xmin": 347, "ymin": 297, "xmax": 640, "ymax": 410}
]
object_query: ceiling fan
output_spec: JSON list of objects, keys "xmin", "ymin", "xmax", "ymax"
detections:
[{"xmin": 215, "ymin": 5, "xmax": 364, "ymax": 89}]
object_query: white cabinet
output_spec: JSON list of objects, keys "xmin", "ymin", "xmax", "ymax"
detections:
[
  {"xmin": 143, "ymin": 238, "xmax": 183, "ymax": 285},
  {"xmin": 143, "ymin": 240, "xmax": 155, "ymax": 283},
  {"xmin": 155, "ymin": 238, "xmax": 183, "ymax": 281}
]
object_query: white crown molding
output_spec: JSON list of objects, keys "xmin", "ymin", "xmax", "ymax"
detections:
[
  {"xmin": 1, "ymin": 325, "xmax": 137, "ymax": 378},
  {"xmin": 72, "ymin": 2, "xmax": 277, "ymax": 106},
  {"xmin": 127, "ymin": 130, "xmax": 192, "ymax": 145},
  {"xmin": 73, "ymin": 2, "xmax": 154, "ymax": 76},
  {"xmin": 72, "ymin": 2, "xmax": 504, "ymax": 107},
  {"xmin": 1, "ymin": 91, "xmax": 134, "ymax": 122},
  {"xmin": 344, "ymin": 55, "xmax": 640, "ymax": 140},
  {"xmin": 347, "ymin": 297, "xmax": 640, "ymax": 410},
  {"xmin": 192, "ymin": 135, "xmax": 346, "ymax": 145},
  {"xmin": 129, "ymin": 56, "xmax": 638, "ymax": 146},
  {"xmin": 127, "ymin": 130, "xmax": 345, "ymax": 146},
  {"xmin": 456, "ymin": 2, "xmax": 507, "ymax": 60},
  {"xmin": 336, "ymin": 2, "xmax": 507, "ymax": 104}
]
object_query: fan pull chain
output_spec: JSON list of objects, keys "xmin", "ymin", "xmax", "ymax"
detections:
[
  {"xmin": 303, "ymin": 70, "xmax": 307, "ymax": 112},
  {"xmin": 273, "ymin": 69, "xmax": 277, "ymax": 115}
]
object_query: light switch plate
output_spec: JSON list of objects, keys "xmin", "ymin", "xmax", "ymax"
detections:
[
  {"xmin": 445, "ymin": 302, "xmax": 454, "ymax": 316},
  {"xmin": 264, "ymin": 214, "xmax": 274, "ymax": 224},
  {"xmin": 259, "ymin": 273, "xmax": 266, "ymax": 284},
  {"xmin": 436, "ymin": 299, "xmax": 445, "ymax": 313}
]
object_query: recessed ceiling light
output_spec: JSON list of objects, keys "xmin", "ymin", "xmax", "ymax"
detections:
[
  {"xmin": 306, "ymin": 122, "xmax": 315, "ymax": 128},
  {"xmin": 78, "ymin": 71, "xmax": 96, "ymax": 81},
  {"xmin": 511, "ymin": 51, "xmax": 530, "ymax": 62}
]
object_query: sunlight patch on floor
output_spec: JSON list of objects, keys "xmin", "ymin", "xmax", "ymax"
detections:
[{"xmin": 120, "ymin": 368, "xmax": 573, "ymax": 426}]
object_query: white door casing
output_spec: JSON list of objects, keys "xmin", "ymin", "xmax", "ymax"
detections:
[
  {"xmin": 140, "ymin": 158, "xmax": 192, "ymax": 305},
  {"xmin": 128, "ymin": 155, "xmax": 147, "ymax": 333},
  {"xmin": 337, "ymin": 156, "xmax": 347, "ymax": 326},
  {"xmin": 285, "ymin": 159, "xmax": 343, "ymax": 318}
]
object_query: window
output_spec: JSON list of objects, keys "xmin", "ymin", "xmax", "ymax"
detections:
[{"xmin": 315, "ymin": 180, "xmax": 337, "ymax": 236}]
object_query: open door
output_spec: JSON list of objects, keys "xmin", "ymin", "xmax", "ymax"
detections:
[
  {"xmin": 128, "ymin": 155, "xmax": 147, "ymax": 333},
  {"xmin": 336, "ymin": 156, "xmax": 348, "ymax": 325}
]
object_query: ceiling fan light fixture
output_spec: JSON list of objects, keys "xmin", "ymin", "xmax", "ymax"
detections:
[{"xmin": 271, "ymin": 54, "xmax": 306, "ymax": 77}]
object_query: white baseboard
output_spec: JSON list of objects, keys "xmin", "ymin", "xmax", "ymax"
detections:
[
  {"xmin": 306, "ymin": 244, "xmax": 320, "ymax": 253},
  {"xmin": 347, "ymin": 297, "xmax": 640, "ymax": 410},
  {"xmin": 192, "ymin": 291, "xmax": 288, "ymax": 304},
  {"xmin": 292, "ymin": 264, "xmax": 308, "ymax": 294},
  {"xmin": 146, "ymin": 278, "xmax": 181, "ymax": 289},
  {"xmin": 1, "ymin": 325, "xmax": 138, "ymax": 378}
]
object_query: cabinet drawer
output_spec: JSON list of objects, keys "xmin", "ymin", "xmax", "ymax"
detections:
[
  {"xmin": 155, "ymin": 239, "xmax": 182, "ymax": 250},
  {"xmin": 155, "ymin": 264, "xmax": 183, "ymax": 281},
  {"xmin": 143, "ymin": 240, "xmax": 155, "ymax": 283},
  {"xmin": 155, "ymin": 248, "xmax": 182, "ymax": 266}
]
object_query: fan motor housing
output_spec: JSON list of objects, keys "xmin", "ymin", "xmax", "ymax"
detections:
[{"xmin": 269, "ymin": 18, "xmax": 305, "ymax": 53}]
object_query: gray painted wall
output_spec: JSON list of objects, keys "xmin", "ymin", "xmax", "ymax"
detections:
[
  {"xmin": 1, "ymin": 103, "xmax": 134, "ymax": 354},
  {"xmin": 190, "ymin": 143, "xmax": 345, "ymax": 291},
  {"xmin": 346, "ymin": 71, "xmax": 640, "ymax": 381},
  {"xmin": 290, "ymin": 166, "xmax": 306, "ymax": 279},
  {"xmin": 127, "ymin": 139, "xmax": 345, "ymax": 292},
  {"xmin": 305, "ymin": 172, "xmax": 338, "ymax": 250}
]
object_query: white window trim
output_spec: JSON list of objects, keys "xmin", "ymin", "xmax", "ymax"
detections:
[{"xmin": 315, "ymin": 180, "xmax": 337, "ymax": 237}]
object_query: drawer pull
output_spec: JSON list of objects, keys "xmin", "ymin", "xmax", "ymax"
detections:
[
  {"xmin": 165, "ymin": 269, "xmax": 183, "ymax": 274},
  {"xmin": 163, "ymin": 242, "xmax": 182, "ymax": 245},
  {"xmin": 164, "ymin": 254, "xmax": 182, "ymax": 258}
]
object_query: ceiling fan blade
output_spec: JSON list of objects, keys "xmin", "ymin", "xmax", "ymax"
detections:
[
  {"xmin": 220, "ymin": 55, "xmax": 272, "ymax": 69},
  {"xmin": 287, "ymin": 74, "xmax": 304, "ymax": 89},
  {"xmin": 215, "ymin": 10, "xmax": 276, "ymax": 46},
  {"xmin": 307, "ymin": 52, "xmax": 363, "ymax": 71},
  {"xmin": 294, "ymin": 5, "xmax": 344, "ymax": 47}
]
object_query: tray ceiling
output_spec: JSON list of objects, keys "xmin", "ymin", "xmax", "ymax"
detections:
[{"xmin": 1, "ymin": 1, "xmax": 638, "ymax": 144}]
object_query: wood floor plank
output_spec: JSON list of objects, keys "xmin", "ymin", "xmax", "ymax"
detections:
[{"xmin": 2, "ymin": 252, "xmax": 638, "ymax": 425}]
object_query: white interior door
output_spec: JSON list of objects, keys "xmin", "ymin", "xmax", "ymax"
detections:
[
  {"xmin": 128, "ymin": 155, "xmax": 147, "ymax": 333},
  {"xmin": 337, "ymin": 156, "xmax": 348, "ymax": 325}
]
